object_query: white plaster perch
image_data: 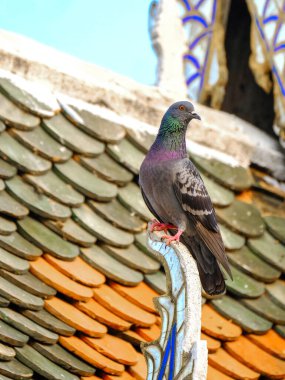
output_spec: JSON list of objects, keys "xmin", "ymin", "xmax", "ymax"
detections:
[{"xmin": 141, "ymin": 224, "xmax": 208, "ymax": 380}]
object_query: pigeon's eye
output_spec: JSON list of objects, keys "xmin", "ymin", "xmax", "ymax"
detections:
[{"xmin": 179, "ymin": 105, "xmax": 185, "ymax": 111}]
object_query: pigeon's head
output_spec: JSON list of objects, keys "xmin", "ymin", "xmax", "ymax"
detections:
[{"xmin": 165, "ymin": 101, "xmax": 201, "ymax": 126}]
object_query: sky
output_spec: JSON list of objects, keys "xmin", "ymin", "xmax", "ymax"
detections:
[{"xmin": 1, "ymin": 0, "xmax": 157, "ymax": 85}]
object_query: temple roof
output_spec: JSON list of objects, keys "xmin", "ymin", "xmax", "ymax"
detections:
[{"xmin": 0, "ymin": 44, "xmax": 284, "ymax": 380}]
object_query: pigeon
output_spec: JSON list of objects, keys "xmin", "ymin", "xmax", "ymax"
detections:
[{"xmin": 139, "ymin": 101, "xmax": 232, "ymax": 295}]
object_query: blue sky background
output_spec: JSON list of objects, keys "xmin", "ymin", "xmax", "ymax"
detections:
[{"xmin": 1, "ymin": 0, "xmax": 156, "ymax": 85}]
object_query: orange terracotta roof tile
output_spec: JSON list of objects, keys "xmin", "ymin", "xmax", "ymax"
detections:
[
  {"xmin": 82, "ymin": 334, "xmax": 138, "ymax": 365},
  {"xmin": 45, "ymin": 297, "xmax": 107, "ymax": 337},
  {"xmin": 135, "ymin": 324, "xmax": 161, "ymax": 342},
  {"xmin": 103, "ymin": 372, "xmax": 135, "ymax": 380},
  {"xmin": 207, "ymin": 365, "xmax": 235, "ymax": 380},
  {"xmin": 236, "ymin": 190, "xmax": 253, "ymax": 204},
  {"xmin": 44, "ymin": 254, "xmax": 105, "ymax": 287},
  {"xmin": 201, "ymin": 333, "xmax": 221, "ymax": 353},
  {"xmin": 30, "ymin": 257, "xmax": 93, "ymax": 301},
  {"xmin": 208, "ymin": 347, "xmax": 259, "ymax": 380},
  {"xmin": 202, "ymin": 304, "xmax": 242, "ymax": 341},
  {"xmin": 59, "ymin": 336, "xmax": 124, "ymax": 376},
  {"xmin": 119, "ymin": 330, "xmax": 147, "ymax": 346},
  {"xmin": 155, "ymin": 316, "xmax": 161, "ymax": 326},
  {"xmin": 247, "ymin": 330, "xmax": 285, "ymax": 359},
  {"xmin": 128, "ymin": 352, "xmax": 147, "ymax": 380},
  {"xmin": 76, "ymin": 298, "xmax": 131, "ymax": 331},
  {"xmin": 225, "ymin": 336, "xmax": 285, "ymax": 379},
  {"xmin": 93, "ymin": 284, "xmax": 156, "ymax": 327},
  {"xmin": 81, "ymin": 377, "xmax": 101, "ymax": 380},
  {"xmin": 110, "ymin": 281, "xmax": 158, "ymax": 314}
]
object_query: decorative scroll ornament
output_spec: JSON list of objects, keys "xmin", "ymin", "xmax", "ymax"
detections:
[
  {"xmin": 141, "ymin": 227, "xmax": 208, "ymax": 380},
  {"xmin": 246, "ymin": 0, "xmax": 285, "ymax": 147},
  {"xmin": 178, "ymin": 0, "xmax": 228, "ymax": 108}
]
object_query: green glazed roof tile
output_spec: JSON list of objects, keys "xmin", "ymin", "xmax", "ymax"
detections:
[
  {"xmin": 201, "ymin": 173, "xmax": 234, "ymax": 207},
  {"xmin": 0, "ymin": 158, "xmax": 17, "ymax": 179},
  {"xmin": 89, "ymin": 199, "xmax": 145, "ymax": 233},
  {"xmin": 73, "ymin": 204, "xmax": 134, "ymax": 247},
  {"xmin": 6, "ymin": 176, "xmax": 71, "ymax": 221},
  {"xmin": 216, "ymin": 200, "xmax": 265, "ymax": 237},
  {"xmin": 31, "ymin": 342, "xmax": 95, "ymax": 376},
  {"xmin": 44, "ymin": 219, "xmax": 96, "ymax": 247},
  {"xmin": 0, "ymin": 308, "xmax": 58, "ymax": 344},
  {"xmin": 25, "ymin": 171, "xmax": 84, "ymax": 207},
  {"xmin": 0, "ymin": 216, "xmax": 16, "ymax": 235},
  {"xmin": 191, "ymin": 154, "xmax": 253, "ymax": 191},
  {"xmin": 0, "ymin": 121, "xmax": 6, "ymax": 133},
  {"xmin": 225, "ymin": 265, "xmax": 265, "ymax": 298},
  {"xmin": 126, "ymin": 129, "xmax": 155, "ymax": 154},
  {"xmin": 275, "ymin": 324, "xmax": 285, "ymax": 338},
  {"xmin": 0, "ymin": 297, "xmax": 9, "ymax": 307},
  {"xmin": 134, "ymin": 231, "xmax": 161, "ymax": 261},
  {"xmin": 242, "ymin": 294, "xmax": 285, "ymax": 324},
  {"xmin": 0, "ymin": 180, "xmax": 4, "ymax": 192},
  {"xmin": 11, "ymin": 127, "xmax": 72, "ymax": 162},
  {"xmin": 0, "ymin": 190, "xmax": 29, "ymax": 219},
  {"xmin": 0, "ymin": 357, "xmax": 33, "ymax": 379},
  {"xmin": 266, "ymin": 280, "xmax": 285, "ymax": 310},
  {"xmin": 0, "ymin": 276, "xmax": 44, "ymax": 310},
  {"xmin": 55, "ymin": 159, "xmax": 117, "ymax": 201},
  {"xmin": 0, "ymin": 232, "xmax": 42, "ymax": 260},
  {"xmin": 42, "ymin": 114, "xmax": 104, "ymax": 157},
  {"xmin": 0, "ymin": 132, "xmax": 51, "ymax": 174},
  {"xmin": 101, "ymin": 244, "xmax": 160, "ymax": 274},
  {"xmin": 118, "ymin": 182, "xmax": 153, "ymax": 221},
  {"xmin": 248, "ymin": 231, "xmax": 285, "ymax": 272},
  {"xmin": 0, "ymin": 92, "xmax": 40, "ymax": 130},
  {"xmin": 227, "ymin": 246, "xmax": 281, "ymax": 283},
  {"xmin": 0, "ymin": 247, "xmax": 29, "ymax": 274},
  {"xmin": 264, "ymin": 215, "xmax": 285, "ymax": 244},
  {"xmin": 0, "ymin": 342, "xmax": 15, "ymax": 361},
  {"xmin": 15, "ymin": 345, "xmax": 79, "ymax": 380},
  {"xmin": 219, "ymin": 224, "xmax": 245, "ymax": 251},
  {"xmin": 0, "ymin": 319, "xmax": 29, "ymax": 347},
  {"xmin": 80, "ymin": 153, "xmax": 133, "ymax": 186},
  {"xmin": 106, "ymin": 139, "xmax": 145, "ymax": 175},
  {"xmin": 71, "ymin": 106, "xmax": 125, "ymax": 143},
  {"xmin": 144, "ymin": 271, "xmax": 167, "ymax": 295},
  {"xmin": 211, "ymin": 295, "xmax": 272, "ymax": 334},
  {"xmin": 0, "ymin": 270, "xmax": 56, "ymax": 299},
  {"xmin": 0, "ymin": 76, "xmax": 57, "ymax": 118},
  {"xmin": 81, "ymin": 245, "xmax": 143, "ymax": 286},
  {"xmin": 22, "ymin": 309, "xmax": 75, "ymax": 337},
  {"xmin": 17, "ymin": 217, "xmax": 79, "ymax": 261}
]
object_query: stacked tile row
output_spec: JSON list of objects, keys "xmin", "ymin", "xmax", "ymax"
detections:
[{"xmin": 0, "ymin": 71, "xmax": 283, "ymax": 380}]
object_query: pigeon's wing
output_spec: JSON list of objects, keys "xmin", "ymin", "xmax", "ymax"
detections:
[
  {"xmin": 173, "ymin": 159, "xmax": 231, "ymax": 276},
  {"xmin": 140, "ymin": 187, "xmax": 161, "ymax": 222}
]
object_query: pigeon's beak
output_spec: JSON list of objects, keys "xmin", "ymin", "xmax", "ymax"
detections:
[{"xmin": 191, "ymin": 112, "xmax": 201, "ymax": 120}]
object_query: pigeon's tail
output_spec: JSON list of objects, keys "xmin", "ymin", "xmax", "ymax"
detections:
[{"xmin": 182, "ymin": 235, "xmax": 226, "ymax": 295}]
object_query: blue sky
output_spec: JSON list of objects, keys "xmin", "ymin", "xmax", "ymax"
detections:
[{"xmin": 1, "ymin": 0, "xmax": 156, "ymax": 85}]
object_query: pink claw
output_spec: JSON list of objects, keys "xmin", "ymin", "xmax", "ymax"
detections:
[
  {"xmin": 150, "ymin": 220, "xmax": 177, "ymax": 233},
  {"xmin": 162, "ymin": 229, "xmax": 184, "ymax": 245}
]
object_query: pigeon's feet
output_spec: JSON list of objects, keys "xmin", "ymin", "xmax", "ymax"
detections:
[
  {"xmin": 162, "ymin": 229, "xmax": 184, "ymax": 245},
  {"xmin": 150, "ymin": 220, "xmax": 177, "ymax": 233}
]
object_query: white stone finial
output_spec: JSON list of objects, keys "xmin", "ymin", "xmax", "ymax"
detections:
[
  {"xmin": 141, "ymin": 226, "xmax": 208, "ymax": 380},
  {"xmin": 149, "ymin": 0, "xmax": 188, "ymax": 98}
]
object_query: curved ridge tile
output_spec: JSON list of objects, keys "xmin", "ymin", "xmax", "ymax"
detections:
[
  {"xmin": 42, "ymin": 114, "xmax": 105, "ymax": 157},
  {"xmin": 25, "ymin": 171, "xmax": 84, "ymax": 207},
  {"xmin": 45, "ymin": 297, "xmax": 107, "ymax": 337},
  {"xmin": 55, "ymin": 160, "xmax": 117, "ymax": 201},
  {"xmin": 73, "ymin": 205, "xmax": 134, "ymax": 248},
  {"xmin": 216, "ymin": 200, "xmax": 265, "ymax": 237},
  {"xmin": 30, "ymin": 257, "xmax": 93, "ymax": 301},
  {"xmin": 211, "ymin": 295, "xmax": 272, "ymax": 334},
  {"xmin": 0, "ymin": 132, "xmax": 51, "ymax": 174},
  {"xmin": 6, "ymin": 176, "xmax": 71, "ymax": 220},
  {"xmin": 81, "ymin": 245, "xmax": 143, "ymax": 286},
  {"xmin": 80, "ymin": 153, "xmax": 133, "ymax": 186},
  {"xmin": 0, "ymin": 92, "xmax": 40, "ymax": 130},
  {"xmin": 11, "ymin": 127, "xmax": 72, "ymax": 162},
  {"xmin": 17, "ymin": 217, "xmax": 79, "ymax": 261}
]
